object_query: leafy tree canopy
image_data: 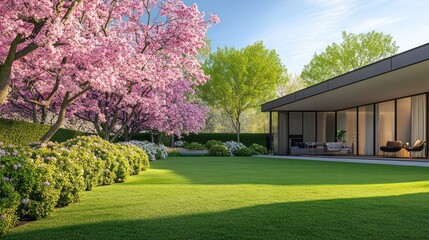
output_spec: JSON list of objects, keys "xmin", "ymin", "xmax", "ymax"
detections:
[
  {"xmin": 199, "ymin": 41, "xmax": 285, "ymax": 141},
  {"xmin": 301, "ymin": 31, "xmax": 399, "ymax": 86}
]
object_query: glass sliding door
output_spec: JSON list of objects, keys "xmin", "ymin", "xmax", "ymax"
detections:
[
  {"xmin": 337, "ymin": 108, "xmax": 357, "ymax": 154},
  {"xmin": 272, "ymin": 112, "xmax": 278, "ymax": 154},
  {"xmin": 397, "ymin": 97, "xmax": 412, "ymax": 146},
  {"xmin": 375, "ymin": 101, "xmax": 395, "ymax": 155},
  {"xmin": 289, "ymin": 112, "xmax": 302, "ymax": 135},
  {"xmin": 411, "ymin": 94, "xmax": 427, "ymax": 157},
  {"xmin": 317, "ymin": 112, "xmax": 335, "ymax": 142},
  {"xmin": 303, "ymin": 112, "xmax": 316, "ymax": 142},
  {"xmin": 358, "ymin": 105, "xmax": 374, "ymax": 155}
]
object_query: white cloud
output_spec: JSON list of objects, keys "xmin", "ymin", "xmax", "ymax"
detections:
[{"xmin": 254, "ymin": 0, "xmax": 429, "ymax": 75}]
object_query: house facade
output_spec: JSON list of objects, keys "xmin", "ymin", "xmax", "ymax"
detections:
[{"xmin": 262, "ymin": 43, "xmax": 429, "ymax": 157}]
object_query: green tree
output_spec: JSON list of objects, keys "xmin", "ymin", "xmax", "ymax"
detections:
[
  {"xmin": 199, "ymin": 41, "xmax": 285, "ymax": 142},
  {"xmin": 301, "ymin": 31, "xmax": 399, "ymax": 86},
  {"xmin": 277, "ymin": 73, "xmax": 305, "ymax": 96}
]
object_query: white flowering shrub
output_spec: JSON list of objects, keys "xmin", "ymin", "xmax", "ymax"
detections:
[
  {"xmin": 124, "ymin": 141, "xmax": 168, "ymax": 161},
  {"xmin": 157, "ymin": 144, "xmax": 168, "ymax": 159},
  {"xmin": 0, "ymin": 136, "xmax": 150, "ymax": 237},
  {"xmin": 0, "ymin": 154, "xmax": 60, "ymax": 221},
  {"xmin": 174, "ymin": 140, "xmax": 185, "ymax": 147},
  {"xmin": 223, "ymin": 141, "xmax": 246, "ymax": 155}
]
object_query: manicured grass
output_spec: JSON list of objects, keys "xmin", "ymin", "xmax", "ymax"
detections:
[{"xmin": 6, "ymin": 157, "xmax": 429, "ymax": 239}]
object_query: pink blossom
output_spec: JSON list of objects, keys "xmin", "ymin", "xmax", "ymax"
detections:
[{"xmin": 1, "ymin": 0, "xmax": 218, "ymax": 139}]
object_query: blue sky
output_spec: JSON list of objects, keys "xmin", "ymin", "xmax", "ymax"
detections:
[{"xmin": 183, "ymin": 0, "xmax": 429, "ymax": 75}]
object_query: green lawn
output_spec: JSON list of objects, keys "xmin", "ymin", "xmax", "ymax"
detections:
[{"xmin": 6, "ymin": 157, "xmax": 429, "ymax": 239}]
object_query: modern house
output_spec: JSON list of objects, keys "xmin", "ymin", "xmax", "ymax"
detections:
[{"xmin": 262, "ymin": 43, "xmax": 429, "ymax": 158}]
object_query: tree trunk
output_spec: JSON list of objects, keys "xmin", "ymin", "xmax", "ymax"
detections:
[
  {"xmin": 39, "ymin": 86, "xmax": 89, "ymax": 142},
  {"xmin": 41, "ymin": 107, "xmax": 47, "ymax": 124},
  {"xmin": 170, "ymin": 135, "xmax": 174, "ymax": 148},
  {"xmin": 40, "ymin": 94, "xmax": 69, "ymax": 142},
  {"xmin": 32, "ymin": 105, "xmax": 38, "ymax": 123},
  {"xmin": 0, "ymin": 34, "xmax": 22, "ymax": 105},
  {"xmin": 236, "ymin": 123, "xmax": 240, "ymax": 143},
  {"xmin": 123, "ymin": 125, "xmax": 130, "ymax": 142},
  {"xmin": 236, "ymin": 116, "xmax": 241, "ymax": 143}
]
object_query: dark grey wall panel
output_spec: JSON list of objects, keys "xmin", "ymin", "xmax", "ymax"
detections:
[
  {"xmin": 261, "ymin": 43, "xmax": 429, "ymax": 112},
  {"xmin": 392, "ymin": 44, "xmax": 429, "ymax": 70},
  {"xmin": 295, "ymin": 82, "xmax": 329, "ymax": 100},
  {"xmin": 328, "ymin": 59, "xmax": 391, "ymax": 89}
]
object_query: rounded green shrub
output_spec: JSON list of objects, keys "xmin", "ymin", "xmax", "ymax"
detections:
[
  {"xmin": 31, "ymin": 143, "xmax": 85, "ymax": 207},
  {"xmin": 249, "ymin": 143, "xmax": 269, "ymax": 155},
  {"xmin": 0, "ymin": 155, "xmax": 60, "ymax": 220},
  {"xmin": 112, "ymin": 152, "xmax": 130, "ymax": 183},
  {"xmin": 117, "ymin": 144, "xmax": 149, "ymax": 175},
  {"xmin": 0, "ymin": 174, "xmax": 20, "ymax": 236},
  {"xmin": 208, "ymin": 145, "xmax": 230, "ymax": 156},
  {"xmin": 205, "ymin": 140, "xmax": 223, "ymax": 149},
  {"xmin": 166, "ymin": 149, "xmax": 180, "ymax": 157},
  {"xmin": 232, "ymin": 147, "xmax": 254, "ymax": 157},
  {"xmin": 185, "ymin": 142, "xmax": 206, "ymax": 150},
  {"xmin": 63, "ymin": 136, "xmax": 105, "ymax": 190},
  {"xmin": 0, "ymin": 134, "xmax": 151, "ymax": 236}
]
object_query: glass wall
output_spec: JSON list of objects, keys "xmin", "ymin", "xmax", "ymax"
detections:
[
  {"xmin": 397, "ymin": 97, "xmax": 412, "ymax": 145},
  {"xmin": 375, "ymin": 101, "xmax": 395, "ymax": 155},
  {"xmin": 303, "ymin": 112, "xmax": 316, "ymax": 142},
  {"xmin": 289, "ymin": 112, "xmax": 302, "ymax": 135},
  {"xmin": 317, "ymin": 112, "xmax": 335, "ymax": 142},
  {"xmin": 411, "ymin": 94, "xmax": 427, "ymax": 157},
  {"xmin": 272, "ymin": 112, "xmax": 278, "ymax": 154},
  {"xmin": 273, "ymin": 93, "xmax": 427, "ymax": 157},
  {"xmin": 358, "ymin": 105, "xmax": 374, "ymax": 155},
  {"xmin": 337, "ymin": 108, "xmax": 357, "ymax": 154}
]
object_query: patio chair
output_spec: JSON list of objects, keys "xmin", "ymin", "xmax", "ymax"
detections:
[
  {"xmin": 404, "ymin": 140, "xmax": 426, "ymax": 158},
  {"xmin": 380, "ymin": 141, "xmax": 403, "ymax": 157}
]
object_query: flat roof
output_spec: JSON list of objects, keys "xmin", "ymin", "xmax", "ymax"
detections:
[{"xmin": 262, "ymin": 43, "xmax": 429, "ymax": 112}]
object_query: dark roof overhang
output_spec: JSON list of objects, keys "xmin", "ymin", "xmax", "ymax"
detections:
[{"xmin": 262, "ymin": 43, "xmax": 429, "ymax": 112}]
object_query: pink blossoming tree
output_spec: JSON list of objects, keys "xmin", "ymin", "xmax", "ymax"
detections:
[{"xmin": 1, "ymin": 0, "xmax": 219, "ymax": 142}]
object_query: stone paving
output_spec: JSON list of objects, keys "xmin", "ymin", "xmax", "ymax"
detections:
[{"xmin": 257, "ymin": 155, "xmax": 429, "ymax": 167}]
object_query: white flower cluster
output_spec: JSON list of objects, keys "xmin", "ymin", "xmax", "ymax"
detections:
[
  {"xmin": 157, "ymin": 144, "xmax": 168, "ymax": 159},
  {"xmin": 223, "ymin": 141, "xmax": 246, "ymax": 155},
  {"xmin": 174, "ymin": 140, "xmax": 185, "ymax": 147},
  {"xmin": 122, "ymin": 141, "xmax": 168, "ymax": 161}
]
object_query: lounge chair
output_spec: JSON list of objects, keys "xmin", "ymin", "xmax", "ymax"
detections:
[
  {"xmin": 380, "ymin": 141, "xmax": 403, "ymax": 157},
  {"xmin": 404, "ymin": 140, "xmax": 426, "ymax": 158}
]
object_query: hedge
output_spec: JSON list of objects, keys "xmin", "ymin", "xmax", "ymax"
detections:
[
  {"xmin": 129, "ymin": 132, "xmax": 268, "ymax": 147},
  {"xmin": 0, "ymin": 118, "xmax": 85, "ymax": 145},
  {"xmin": 0, "ymin": 136, "xmax": 150, "ymax": 236},
  {"xmin": 0, "ymin": 118, "xmax": 268, "ymax": 148},
  {"xmin": 180, "ymin": 133, "xmax": 267, "ymax": 147}
]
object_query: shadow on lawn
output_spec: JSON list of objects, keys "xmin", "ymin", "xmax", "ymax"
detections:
[
  {"xmin": 145, "ymin": 157, "xmax": 429, "ymax": 186},
  {"xmin": 8, "ymin": 192, "xmax": 429, "ymax": 240}
]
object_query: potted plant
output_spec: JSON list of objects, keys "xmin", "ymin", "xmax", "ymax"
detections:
[{"xmin": 336, "ymin": 130, "xmax": 347, "ymax": 142}]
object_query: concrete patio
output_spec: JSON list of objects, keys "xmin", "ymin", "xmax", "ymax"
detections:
[{"xmin": 257, "ymin": 155, "xmax": 429, "ymax": 167}]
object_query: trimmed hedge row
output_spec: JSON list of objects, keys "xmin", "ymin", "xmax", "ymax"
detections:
[
  {"xmin": 0, "ymin": 118, "xmax": 86, "ymax": 145},
  {"xmin": 130, "ymin": 133, "xmax": 268, "ymax": 147},
  {"xmin": 180, "ymin": 133, "xmax": 268, "ymax": 147},
  {"xmin": 0, "ymin": 136, "xmax": 150, "ymax": 236},
  {"xmin": 0, "ymin": 118, "xmax": 268, "ymax": 148}
]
